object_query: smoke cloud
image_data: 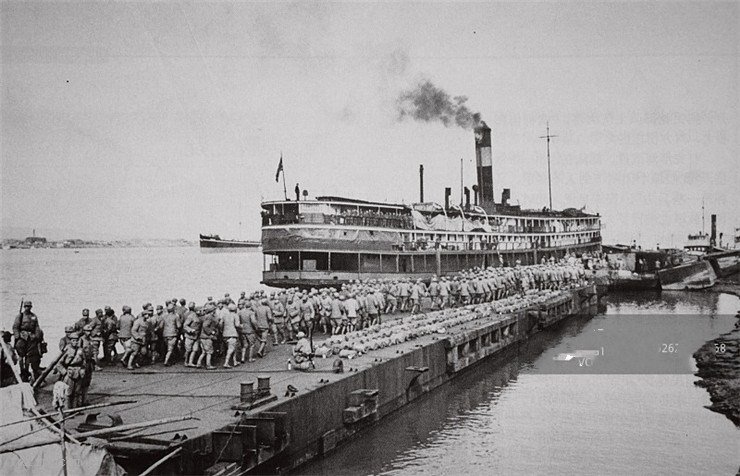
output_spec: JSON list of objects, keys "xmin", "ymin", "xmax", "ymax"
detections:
[{"xmin": 396, "ymin": 79, "xmax": 483, "ymax": 130}]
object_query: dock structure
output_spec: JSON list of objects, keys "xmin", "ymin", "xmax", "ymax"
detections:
[{"xmin": 36, "ymin": 285, "xmax": 603, "ymax": 474}]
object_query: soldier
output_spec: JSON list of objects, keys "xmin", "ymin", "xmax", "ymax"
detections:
[
  {"xmin": 127, "ymin": 308, "xmax": 150, "ymax": 370},
  {"xmin": 319, "ymin": 291, "xmax": 333, "ymax": 334},
  {"xmin": 344, "ymin": 293, "xmax": 359, "ymax": 332},
  {"xmin": 221, "ymin": 303, "xmax": 241, "ymax": 368},
  {"xmin": 162, "ymin": 303, "xmax": 181, "ymax": 366},
  {"xmin": 365, "ymin": 290, "xmax": 380, "ymax": 327},
  {"xmin": 59, "ymin": 326, "xmax": 75, "ymax": 352},
  {"xmin": 251, "ymin": 299, "xmax": 272, "ymax": 358},
  {"xmin": 55, "ymin": 331, "xmax": 85, "ymax": 409},
  {"xmin": 291, "ymin": 332, "xmax": 314, "ymax": 371},
  {"xmin": 269, "ymin": 294, "xmax": 287, "ymax": 345},
  {"xmin": 197, "ymin": 305, "xmax": 218, "ymax": 370},
  {"xmin": 330, "ymin": 293, "xmax": 345, "ymax": 335},
  {"xmin": 101, "ymin": 306, "xmax": 119, "ymax": 364},
  {"xmin": 182, "ymin": 302, "xmax": 201, "ymax": 367},
  {"xmin": 75, "ymin": 308, "xmax": 102, "ymax": 370},
  {"xmin": 117, "ymin": 306, "xmax": 135, "ymax": 366},
  {"xmin": 439, "ymin": 277, "xmax": 450, "ymax": 309},
  {"xmin": 385, "ymin": 281, "xmax": 398, "ymax": 314},
  {"xmin": 286, "ymin": 296, "xmax": 301, "ymax": 341},
  {"xmin": 79, "ymin": 324, "xmax": 97, "ymax": 406},
  {"xmin": 428, "ymin": 277, "xmax": 441, "ymax": 310},
  {"xmin": 300, "ymin": 296, "xmax": 314, "ymax": 336},
  {"xmin": 12, "ymin": 300, "xmax": 45, "ymax": 382},
  {"xmin": 148, "ymin": 305, "xmax": 164, "ymax": 363},
  {"xmin": 398, "ymin": 279, "xmax": 410, "ymax": 311},
  {"xmin": 238, "ymin": 301, "xmax": 257, "ymax": 363}
]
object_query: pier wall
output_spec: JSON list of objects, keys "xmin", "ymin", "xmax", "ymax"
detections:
[{"xmin": 256, "ymin": 285, "xmax": 599, "ymax": 473}]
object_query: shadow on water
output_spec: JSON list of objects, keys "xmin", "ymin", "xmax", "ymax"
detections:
[{"xmin": 296, "ymin": 314, "xmax": 595, "ymax": 476}]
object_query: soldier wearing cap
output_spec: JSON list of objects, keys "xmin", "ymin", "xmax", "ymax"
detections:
[
  {"xmin": 251, "ymin": 299, "xmax": 273, "ymax": 358},
  {"xmin": 101, "ymin": 306, "xmax": 118, "ymax": 364},
  {"xmin": 12, "ymin": 300, "xmax": 46, "ymax": 382},
  {"xmin": 59, "ymin": 326, "xmax": 76, "ymax": 353},
  {"xmin": 196, "ymin": 304, "xmax": 218, "ymax": 370},
  {"xmin": 286, "ymin": 296, "xmax": 301, "ymax": 341},
  {"xmin": 79, "ymin": 324, "xmax": 97, "ymax": 404},
  {"xmin": 148, "ymin": 305, "xmax": 164, "ymax": 363},
  {"xmin": 291, "ymin": 331, "xmax": 314, "ymax": 371},
  {"xmin": 127, "ymin": 307, "xmax": 151, "ymax": 370},
  {"xmin": 118, "ymin": 306, "xmax": 135, "ymax": 365},
  {"xmin": 269, "ymin": 294, "xmax": 287, "ymax": 345},
  {"xmin": 55, "ymin": 331, "xmax": 85, "ymax": 409},
  {"xmin": 74, "ymin": 308, "xmax": 103, "ymax": 369},
  {"xmin": 237, "ymin": 301, "xmax": 257, "ymax": 363},
  {"xmin": 221, "ymin": 303, "xmax": 241, "ymax": 368},
  {"xmin": 183, "ymin": 302, "xmax": 201, "ymax": 367},
  {"xmin": 162, "ymin": 303, "xmax": 181, "ymax": 366}
]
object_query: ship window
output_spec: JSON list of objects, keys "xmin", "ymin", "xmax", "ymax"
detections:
[
  {"xmin": 360, "ymin": 254, "xmax": 382, "ymax": 272},
  {"xmin": 276, "ymin": 252, "xmax": 299, "ymax": 271},
  {"xmin": 330, "ymin": 253, "xmax": 358, "ymax": 272},
  {"xmin": 301, "ymin": 252, "xmax": 328, "ymax": 271},
  {"xmin": 381, "ymin": 255, "xmax": 397, "ymax": 272}
]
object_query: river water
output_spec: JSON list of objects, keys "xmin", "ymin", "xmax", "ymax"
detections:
[{"xmin": 2, "ymin": 247, "xmax": 738, "ymax": 474}]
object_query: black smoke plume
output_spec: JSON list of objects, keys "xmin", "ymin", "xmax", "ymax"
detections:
[{"xmin": 396, "ymin": 79, "xmax": 483, "ymax": 130}]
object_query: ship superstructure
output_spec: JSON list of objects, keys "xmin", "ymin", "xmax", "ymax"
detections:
[{"xmin": 260, "ymin": 124, "xmax": 602, "ymax": 287}]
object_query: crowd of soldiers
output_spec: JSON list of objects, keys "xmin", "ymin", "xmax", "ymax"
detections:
[{"xmin": 3, "ymin": 257, "xmax": 589, "ymax": 408}]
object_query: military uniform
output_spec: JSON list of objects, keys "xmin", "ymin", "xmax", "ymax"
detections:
[
  {"xmin": 55, "ymin": 333, "xmax": 85, "ymax": 409},
  {"xmin": 12, "ymin": 302, "xmax": 45, "ymax": 382}
]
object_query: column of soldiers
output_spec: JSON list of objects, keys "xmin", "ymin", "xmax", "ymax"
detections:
[{"xmin": 5, "ymin": 258, "xmax": 588, "ymax": 402}]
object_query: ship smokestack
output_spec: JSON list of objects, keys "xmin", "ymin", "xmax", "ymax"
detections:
[
  {"xmin": 444, "ymin": 187, "xmax": 451, "ymax": 209},
  {"xmin": 472, "ymin": 184, "xmax": 479, "ymax": 206},
  {"xmin": 711, "ymin": 214, "xmax": 717, "ymax": 246},
  {"xmin": 474, "ymin": 122, "xmax": 494, "ymax": 207},
  {"xmin": 419, "ymin": 164, "xmax": 424, "ymax": 202},
  {"xmin": 464, "ymin": 187, "xmax": 470, "ymax": 209}
]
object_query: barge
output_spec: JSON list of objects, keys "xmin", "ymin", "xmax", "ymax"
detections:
[
  {"xmin": 33, "ymin": 285, "xmax": 602, "ymax": 474},
  {"xmin": 261, "ymin": 124, "xmax": 602, "ymax": 288}
]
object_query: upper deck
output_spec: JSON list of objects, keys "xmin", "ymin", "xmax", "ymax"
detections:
[{"xmin": 261, "ymin": 196, "xmax": 601, "ymax": 234}]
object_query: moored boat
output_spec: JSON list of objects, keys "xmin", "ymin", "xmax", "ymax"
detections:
[
  {"xmin": 199, "ymin": 234, "xmax": 260, "ymax": 250},
  {"xmin": 657, "ymin": 260, "xmax": 717, "ymax": 290}
]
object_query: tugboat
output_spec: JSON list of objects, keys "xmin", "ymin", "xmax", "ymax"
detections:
[{"xmin": 199, "ymin": 234, "xmax": 260, "ymax": 250}]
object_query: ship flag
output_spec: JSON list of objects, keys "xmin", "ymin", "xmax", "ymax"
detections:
[{"xmin": 275, "ymin": 155, "xmax": 284, "ymax": 182}]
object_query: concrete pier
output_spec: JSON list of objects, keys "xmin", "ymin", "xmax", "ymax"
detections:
[{"xmin": 36, "ymin": 285, "xmax": 602, "ymax": 474}]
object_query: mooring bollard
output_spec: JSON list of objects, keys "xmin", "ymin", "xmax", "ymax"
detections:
[
  {"xmin": 240, "ymin": 381, "xmax": 255, "ymax": 403},
  {"xmin": 257, "ymin": 376, "xmax": 271, "ymax": 397}
]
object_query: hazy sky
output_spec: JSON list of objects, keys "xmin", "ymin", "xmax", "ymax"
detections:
[{"xmin": 2, "ymin": 1, "xmax": 738, "ymax": 247}]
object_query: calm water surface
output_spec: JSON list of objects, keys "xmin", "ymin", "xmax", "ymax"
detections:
[
  {"xmin": 1, "ymin": 247, "xmax": 265, "ymax": 354},
  {"xmin": 301, "ymin": 291, "xmax": 740, "ymax": 476},
  {"xmin": 2, "ymin": 248, "xmax": 738, "ymax": 474}
]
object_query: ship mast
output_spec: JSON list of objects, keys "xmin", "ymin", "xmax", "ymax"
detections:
[
  {"xmin": 701, "ymin": 197, "xmax": 705, "ymax": 235},
  {"xmin": 539, "ymin": 123, "xmax": 558, "ymax": 210}
]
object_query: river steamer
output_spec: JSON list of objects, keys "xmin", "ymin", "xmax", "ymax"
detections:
[{"xmin": 261, "ymin": 125, "xmax": 602, "ymax": 288}]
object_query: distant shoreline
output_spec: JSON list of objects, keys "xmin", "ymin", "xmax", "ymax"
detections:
[{"xmin": 1, "ymin": 239, "xmax": 196, "ymax": 250}]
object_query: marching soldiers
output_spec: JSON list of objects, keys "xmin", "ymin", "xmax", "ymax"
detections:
[{"xmin": 12, "ymin": 300, "xmax": 46, "ymax": 382}]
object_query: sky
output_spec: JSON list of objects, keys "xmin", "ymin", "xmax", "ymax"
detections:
[{"xmin": 1, "ymin": 1, "xmax": 738, "ymax": 247}]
